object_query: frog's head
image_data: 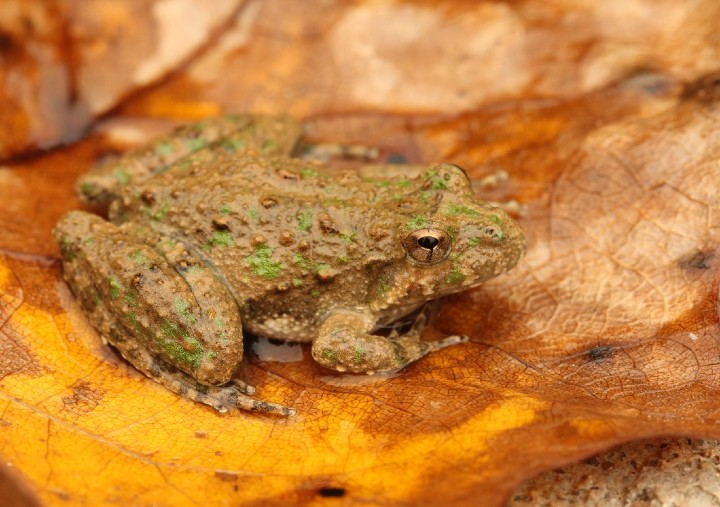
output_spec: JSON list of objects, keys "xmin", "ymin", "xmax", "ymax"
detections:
[{"xmin": 367, "ymin": 163, "xmax": 526, "ymax": 314}]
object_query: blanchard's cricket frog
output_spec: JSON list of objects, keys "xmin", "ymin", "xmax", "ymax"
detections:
[{"xmin": 54, "ymin": 115, "xmax": 526, "ymax": 416}]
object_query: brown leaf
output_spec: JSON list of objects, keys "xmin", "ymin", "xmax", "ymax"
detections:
[
  {"xmin": 0, "ymin": 0, "xmax": 246, "ymax": 159},
  {"xmin": 1, "ymin": 1, "xmax": 720, "ymax": 506}
]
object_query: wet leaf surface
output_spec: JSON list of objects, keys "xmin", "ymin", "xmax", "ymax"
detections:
[{"xmin": 1, "ymin": 1, "xmax": 720, "ymax": 506}]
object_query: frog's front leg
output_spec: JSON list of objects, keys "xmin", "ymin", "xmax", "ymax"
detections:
[
  {"xmin": 54, "ymin": 211, "xmax": 294, "ymax": 416},
  {"xmin": 311, "ymin": 310, "xmax": 468, "ymax": 374}
]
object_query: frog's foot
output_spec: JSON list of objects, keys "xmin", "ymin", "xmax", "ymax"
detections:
[
  {"xmin": 116, "ymin": 337, "xmax": 295, "ymax": 416},
  {"xmin": 487, "ymin": 199, "xmax": 527, "ymax": 216},
  {"xmin": 311, "ymin": 311, "xmax": 468, "ymax": 374},
  {"xmin": 474, "ymin": 169, "xmax": 509, "ymax": 191}
]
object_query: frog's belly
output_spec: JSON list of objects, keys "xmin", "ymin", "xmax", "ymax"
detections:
[{"xmin": 244, "ymin": 317, "xmax": 316, "ymax": 343}]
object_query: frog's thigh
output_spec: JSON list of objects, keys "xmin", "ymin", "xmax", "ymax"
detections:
[
  {"xmin": 55, "ymin": 211, "xmax": 244, "ymax": 386},
  {"xmin": 102, "ymin": 321, "xmax": 256, "ymax": 413},
  {"xmin": 311, "ymin": 311, "xmax": 468, "ymax": 374},
  {"xmin": 78, "ymin": 115, "xmax": 303, "ymax": 205}
]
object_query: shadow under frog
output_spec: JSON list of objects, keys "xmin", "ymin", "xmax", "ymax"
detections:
[{"xmin": 54, "ymin": 115, "xmax": 526, "ymax": 416}]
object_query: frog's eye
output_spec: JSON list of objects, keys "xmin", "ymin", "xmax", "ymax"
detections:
[{"xmin": 403, "ymin": 228, "xmax": 451, "ymax": 264}]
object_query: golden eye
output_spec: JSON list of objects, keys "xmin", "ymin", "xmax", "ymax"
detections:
[{"xmin": 403, "ymin": 228, "xmax": 451, "ymax": 264}]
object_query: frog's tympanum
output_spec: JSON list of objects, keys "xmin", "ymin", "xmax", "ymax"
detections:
[{"xmin": 54, "ymin": 115, "xmax": 526, "ymax": 416}]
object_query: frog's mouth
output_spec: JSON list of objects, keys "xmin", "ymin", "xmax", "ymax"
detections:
[{"xmin": 399, "ymin": 241, "xmax": 526, "ymax": 303}]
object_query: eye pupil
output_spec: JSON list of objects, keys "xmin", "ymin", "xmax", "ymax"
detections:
[{"xmin": 417, "ymin": 236, "xmax": 439, "ymax": 250}]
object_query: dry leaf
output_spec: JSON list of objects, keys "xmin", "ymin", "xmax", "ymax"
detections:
[
  {"xmin": 0, "ymin": 0, "xmax": 245, "ymax": 159},
  {"xmin": 1, "ymin": 1, "xmax": 720, "ymax": 506}
]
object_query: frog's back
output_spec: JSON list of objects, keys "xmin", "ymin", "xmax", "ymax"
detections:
[{"xmin": 112, "ymin": 153, "xmax": 418, "ymax": 340}]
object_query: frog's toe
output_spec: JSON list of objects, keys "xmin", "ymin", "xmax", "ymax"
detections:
[
  {"xmin": 208, "ymin": 383, "xmax": 294, "ymax": 417},
  {"xmin": 228, "ymin": 378, "xmax": 256, "ymax": 395},
  {"xmin": 427, "ymin": 334, "xmax": 469, "ymax": 351}
]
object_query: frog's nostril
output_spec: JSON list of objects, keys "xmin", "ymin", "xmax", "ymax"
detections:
[{"xmin": 417, "ymin": 236, "xmax": 439, "ymax": 250}]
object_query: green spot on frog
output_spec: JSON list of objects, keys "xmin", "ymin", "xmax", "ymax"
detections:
[
  {"xmin": 160, "ymin": 320, "xmax": 204, "ymax": 370},
  {"xmin": 84, "ymin": 236, "xmax": 95, "ymax": 245},
  {"xmin": 339, "ymin": 232, "xmax": 356, "ymax": 245},
  {"xmin": 394, "ymin": 348, "xmax": 408, "ymax": 368},
  {"xmin": 424, "ymin": 169, "xmax": 449, "ymax": 190},
  {"xmin": 127, "ymin": 312, "xmax": 143, "ymax": 333},
  {"xmin": 109, "ymin": 277, "xmax": 122, "ymax": 300},
  {"xmin": 314, "ymin": 263, "xmax": 331, "ymax": 276},
  {"xmin": 221, "ymin": 138, "xmax": 247, "ymax": 152},
  {"xmin": 246, "ymin": 244, "xmax": 283, "ymax": 280},
  {"xmin": 155, "ymin": 238, "xmax": 177, "ymax": 253},
  {"xmin": 186, "ymin": 138, "xmax": 207, "ymax": 151},
  {"xmin": 59, "ymin": 238, "xmax": 75, "ymax": 261},
  {"xmin": 175, "ymin": 298, "xmax": 198, "ymax": 325},
  {"xmin": 80, "ymin": 182, "xmax": 96, "ymax": 197},
  {"xmin": 157, "ymin": 141, "xmax": 174, "ymax": 156},
  {"xmin": 431, "ymin": 178, "xmax": 449, "ymax": 190},
  {"xmin": 124, "ymin": 289, "xmax": 138, "ymax": 307},
  {"xmin": 261, "ymin": 139, "xmax": 278, "ymax": 152},
  {"xmin": 150, "ymin": 202, "xmax": 170, "ymax": 222},
  {"xmin": 377, "ymin": 278, "xmax": 390, "ymax": 296},
  {"xmin": 297, "ymin": 210, "xmax": 313, "ymax": 232},
  {"xmin": 490, "ymin": 215, "xmax": 501, "ymax": 224},
  {"xmin": 292, "ymin": 278, "xmax": 303, "ymax": 287},
  {"xmin": 113, "ymin": 168, "xmax": 131, "ymax": 186},
  {"xmin": 246, "ymin": 207, "xmax": 259, "ymax": 222},
  {"xmin": 128, "ymin": 250, "xmax": 147, "ymax": 264},
  {"xmin": 323, "ymin": 197, "xmax": 350, "ymax": 208},
  {"xmin": 338, "ymin": 255, "xmax": 350, "ymax": 263},
  {"xmin": 215, "ymin": 318, "xmax": 228, "ymax": 343},
  {"xmin": 447, "ymin": 203, "xmax": 481, "ymax": 218},
  {"xmin": 184, "ymin": 265, "xmax": 203, "ymax": 278},
  {"xmin": 446, "ymin": 264, "xmax": 464, "ymax": 284},
  {"xmin": 300, "ymin": 167, "xmax": 318, "ymax": 178},
  {"xmin": 405, "ymin": 215, "xmax": 428, "ymax": 231},
  {"xmin": 322, "ymin": 348, "xmax": 337, "ymax": 362},
  {"xmin": 311, "ymin": 289, "xmax": 321, "ymax": 297},
  {"xmin": 467, "ymin": 237, "xmax": 481, "ymax": 247},
  {"xmin": 220, "ymin": 204, "xmax": 232, "ymax": 216},
  {"xmin": 295, "ymin": 253, "xmax": 310, "ymax": 271},
  {"xmin": 353, "ymin": 343, "xmax": 364, "ymax": 364},
  {"xmin": 295, "ymin": 254, "xmax": 329, "ymax": 275},
  {"xmin": 446, "ymin": 225, "xmax": 458, "ymax": 242},
  {"xmin": 362, "ymin": 177, "xmax": 412, "ymax": 188},
  {"xmin": 205, "ymin": 231, "xmax": 235, "ymax": 249}
]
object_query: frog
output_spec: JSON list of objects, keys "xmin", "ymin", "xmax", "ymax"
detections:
[{"xmin": 54, "ymin": 115, "xmax": 526, "ymax": 416}]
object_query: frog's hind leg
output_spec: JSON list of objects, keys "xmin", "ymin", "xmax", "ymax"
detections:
[
  {"xmin": 109, "ymin": 332, "xmax": 294, "ymax": 416},
  {"xmin": 54, "ymin": 210, "xmax": 294, "ymax": 416},
  {"xmin": 78, "ymin": 115, "xmax": 304, "ymax": 206},
  {"xmin": 311, "ymin": 309, "xmax": 468, "ymax": 375}
]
